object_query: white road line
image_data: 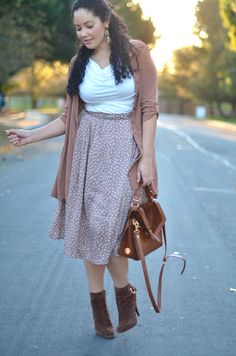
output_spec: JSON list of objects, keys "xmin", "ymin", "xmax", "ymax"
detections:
[
  {"xmin": 193, "ymin": 187, "xmax": 236, "ymax": 194},
  {"xmin": 159, "ymin": 122, "xmax": 236, "ymax": 171}
]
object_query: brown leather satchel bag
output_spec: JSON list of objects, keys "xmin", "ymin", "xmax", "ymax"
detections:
[{"xmin": 119, "ymin": 182, "xmax": 186, "ymax": 313}]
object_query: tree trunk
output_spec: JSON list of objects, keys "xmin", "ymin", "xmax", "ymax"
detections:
[
  {"xmin": 208, "ymin": 103, "xmax": 214, "ymax": 116},
  {"xmin": 30, "ymin": 62, "xmax": 38, "ymax": 109},
  {"xmin": 178, "ymin": 100, "xmax": 185, "ymax": 115},
  {"xmin": 31, "ymin": 95, "xmax": 37, "ymax": 109}
]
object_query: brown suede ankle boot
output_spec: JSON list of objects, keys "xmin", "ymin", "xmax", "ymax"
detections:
[
  {"xmin": 114, "ymin": 283, "xmax": 140, "ymax": 333},
  {"xmin": 90, "ymin": 290, "xmax": 115, "ymax": 339}
]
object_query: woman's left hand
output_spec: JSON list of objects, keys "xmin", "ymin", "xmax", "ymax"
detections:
[{"xmin": 137, "ymin": 155, "xmax": 154, "ymax": 186}]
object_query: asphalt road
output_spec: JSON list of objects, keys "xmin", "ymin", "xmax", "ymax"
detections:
[{"xmin": 0, "ymin": 114, "xmax": 235, "ymax": 356}]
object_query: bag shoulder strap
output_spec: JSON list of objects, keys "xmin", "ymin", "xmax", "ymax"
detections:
[{"xmin": 134, "ymin": 224, "xmax": 186, "ymax": 313}]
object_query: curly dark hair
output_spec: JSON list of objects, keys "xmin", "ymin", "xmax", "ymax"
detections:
[{"xmin": 67, "ymin": 0, "xmax": 136, "ymax": 96}]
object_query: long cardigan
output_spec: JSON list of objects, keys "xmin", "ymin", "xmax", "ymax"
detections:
[{"xmin": 50, "ymin": 39, "xmax": 159, "ymax": 201}]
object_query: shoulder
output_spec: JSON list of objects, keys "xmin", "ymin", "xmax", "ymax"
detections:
[
  {"xmin": 129, "ymin": 39, "xmax": 149, "ymax": 52},
  {"xmin": 129, "ymin": 39, "xmax": 150, "ymax": 60},
  {"xmin": 129, "ymin": 39, "xmax": 146, "ymax": 48},
  {"xmin": 129, "ymin": 39, "xmax": 156, "ymax": 73}
]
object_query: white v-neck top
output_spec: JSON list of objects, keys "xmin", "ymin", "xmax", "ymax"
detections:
[{"xmin": 79, "ymin": 58, "xmax": 136, "ymax": 114}]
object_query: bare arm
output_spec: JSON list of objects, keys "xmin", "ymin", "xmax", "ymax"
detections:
[
  {"xmin": 137, "ymin": 115, "xmax": 157, "ymax": 185},
  {"xmin": 30, "ymin": 117, "xmax": 65, "ymax": 143},
  {"xmin": 5, "ymin": 116, "xmax": 65, "ymax": 146},
  {"xmin": 5, "ymin": 55, "xmax": 77, "ymax": 147},
  {"xmin": 142, "ymin": 115, "xmax": 157, "ymax": 159}
]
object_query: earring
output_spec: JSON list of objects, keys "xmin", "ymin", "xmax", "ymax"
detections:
[
  {"xmin": 105, "ymin": 27, "xmax": 111, "ymax": 45},
  {"xmin": 79, "ymin": 42, "xmax": 84, "ymax": 49}
]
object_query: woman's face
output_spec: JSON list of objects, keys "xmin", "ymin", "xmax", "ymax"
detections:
[{"xmin": 73, "ymin": 8, "xmax": 109, "ymax": 50}]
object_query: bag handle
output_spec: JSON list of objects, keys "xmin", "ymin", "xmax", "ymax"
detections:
[
  {"xmin": 133, "ymin": 224, "xmax": 186, "ymax": 313},
  {"xmin": 132, "ymin": 181, "xmax": 157, "ymax": 207}
]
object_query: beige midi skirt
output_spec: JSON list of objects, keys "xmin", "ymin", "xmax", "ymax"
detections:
[{"xmin": 49, "ymin": 108, "xmax": 142, "ymax": 264}]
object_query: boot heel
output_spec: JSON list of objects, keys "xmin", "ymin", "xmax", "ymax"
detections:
[{"xmin": 115, "ymin": 283, "xmax": 139, "ymax": 333}]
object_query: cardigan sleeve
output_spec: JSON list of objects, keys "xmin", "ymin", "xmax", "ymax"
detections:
[
  {"xmin": 59, "ymin": 55, "xmax": 77, "ymax": 124},
  {"xmin": 139, "ymin": 45, "xmax": 159, "ymax": 123}
]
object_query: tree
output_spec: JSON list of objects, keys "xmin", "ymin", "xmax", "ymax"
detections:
[
  {"xmin": 0, "ymin": 0, "xmax": 156, "ymax": 93},
  {"xmin": 194, "ymin": 0, "xmax": 236, "ymax": 117},
  {"xmin": 220, "ymin": 0, "xmax": 236, "ymax": 51},
  {"xmin": 0, "ymin": 0, "xmax": 51, "ymax": 92},
  {"xmin": 42, "ymin": 0, "xmax": 157, "ymax": 62},
  {"xmin": 169, "ymin": 0, "xmax": 236, "ymax": 118},
  {"xmin": 8, "ymin": 61, "xmax": 68, "ymax": 107},
  {"xmin": 113, "ymin": 0, "xmax": 156, "ymax": 46}
]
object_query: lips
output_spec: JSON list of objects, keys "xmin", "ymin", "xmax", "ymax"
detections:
[{"xmin": 83, "ymin": 39, "xmax": 92, "ymax": 44}]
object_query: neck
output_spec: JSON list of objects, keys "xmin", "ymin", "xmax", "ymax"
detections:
[{"xmin": 93, "ymin": 40, "xmax": 110, "ymax": 57}]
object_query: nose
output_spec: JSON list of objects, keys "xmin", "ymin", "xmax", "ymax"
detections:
[{"xmin": 80, "ymin": 29, "xmax": 89, "ymax": 39}]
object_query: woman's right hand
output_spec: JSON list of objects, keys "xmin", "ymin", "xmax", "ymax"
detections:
[{"xmin": 5, "ymin": 129, "xmax": 33, "ymax": 147}]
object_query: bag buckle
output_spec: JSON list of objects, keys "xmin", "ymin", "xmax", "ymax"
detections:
[
  {"xmin": 132, "ymin": 219, "xmax": 141, "ymax": 238},
  {"xmin": 131, "ymin": 198, "xmax": 140, "ymax": 207}
]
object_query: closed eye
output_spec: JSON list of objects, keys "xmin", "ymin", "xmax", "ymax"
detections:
[{"xmin": 75, "ymin": 25, "xmax": 93, "ymax": 31}]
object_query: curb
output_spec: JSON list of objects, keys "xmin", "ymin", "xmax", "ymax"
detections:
[
  {"xmin": 202, "ymin": 119, "xmax": 236, "ymax": 133},
  {"xmin": 0, "ymin": 112, "xmax": 26, "ymax": 122}
]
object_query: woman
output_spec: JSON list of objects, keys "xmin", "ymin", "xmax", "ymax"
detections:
[{"xmin": 5, "ymin": 0, "xmax": 159, "ymax": 339}]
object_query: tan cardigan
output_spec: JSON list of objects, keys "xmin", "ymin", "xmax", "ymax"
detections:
[{"xmin": 50, "ymin": 39, "xmax": 159, "ymax": 201}]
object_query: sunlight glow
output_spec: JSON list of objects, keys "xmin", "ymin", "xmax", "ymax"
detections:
[{"xmin": 134, "ymin": 0, "xmax": 199, "ymax": 70}]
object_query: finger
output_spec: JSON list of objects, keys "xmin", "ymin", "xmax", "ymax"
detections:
[
  {"xmin": 137, "ymin": 170, "xmax": 140, "ymax": 183},
  {"xmin": 5, "ymin": 129, "xmax": 18, "ymax": 135},
  {"xmin": 142, "ymin": 178, "xmax": 152, "ymax": 186},
  {"xmin": 9, "ymin": 136, "xmax": 19, "ymax": 144},
  {"xmin": 9, "ymin": 134, "xmax": 18, "ymax": 141},
  {"xmin": 8, "ymin": 134, "xmax": 18, "ymax": 139},
  {"xmin": 9, "ymin": 138, "xmax": 15, "ymax": 144},
  {"xmin": 141, "ymin": 174, "xmax": 148, "ymax": 185},
  {"xmin": 144, "ymin": 177, "xmax": 153, "ymax": 184},
  {"xmin": 11, "ymin": 139, "xmax": 20, "ymax": 145}
]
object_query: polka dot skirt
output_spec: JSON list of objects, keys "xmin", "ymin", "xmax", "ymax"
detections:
[{"xmin": 48, "ymin": 109, "xmax": 143, "ymax": 265}]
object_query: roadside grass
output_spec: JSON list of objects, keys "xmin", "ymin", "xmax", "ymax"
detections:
[
  {"xmin": 37, "ymin": 108, "xmax": 60, "ymax": 115},
  {"xmin": 0, "ymin": 123, "xmax": 14, "ymax": 155},
  {"xmin": 207, "ymin": 116, "xmax": 236, "ymax": 125},
  {"xmin": 0, "ymin": 107, "xmax": 59, "ymax": 155}
]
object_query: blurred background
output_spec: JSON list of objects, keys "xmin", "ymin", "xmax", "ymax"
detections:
[
  {"xmin": 0, "ymin": 0, "xmax": 235, "ymax": 126},
  {"xmin": 0, "ymin": 2, "xmax": 236, "ymax": 355}
]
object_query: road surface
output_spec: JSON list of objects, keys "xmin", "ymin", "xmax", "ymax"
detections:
[{"xmin": 0, "ymin": 114, "xmax": 235, "ymax": 356}]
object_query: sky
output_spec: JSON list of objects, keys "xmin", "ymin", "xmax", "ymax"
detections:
[{"xmin": 135, "ymin": 0, "xmax": 200, "ymax": 70}]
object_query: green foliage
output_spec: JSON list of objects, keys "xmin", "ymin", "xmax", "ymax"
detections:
[
  {"xmin": 0, "ymin": 0, "xmax": 156, "ymax": 92},
  {"xmin": 172, "ymin": 46, "xmax": 206, "ymax": 102},
  {"xmin": 220, "ymin": 0, "xmax": 236, "ymax": 51},
  {"xmin": 38, "ymin": 0, "xmax": 76, "ymax": 62},
  {"xmin": 194, "ymin": 0, "xmax": 226, "ymax": 45},
  {"xmin": 158, "ymin": 64, "xmax": 177, "ymax": 100},
  {"xmin": 0, "ymin": 0, "xmax": 51, "ymax": 90},
  {"xmin": 8, "ymin": 60, "xmax": 68, "ymax": 107},
  {"xmin": 194, "ymin": 0, "xmax": 236, "ymax": 115},
  {"xmin": 113, "ymin": 0, "xmax": 156, "ymax": 46},
  {"xmin": 167, "ymin": 0, "xmax": 236, "ymax": 118}
]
